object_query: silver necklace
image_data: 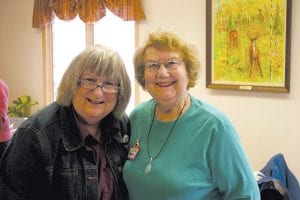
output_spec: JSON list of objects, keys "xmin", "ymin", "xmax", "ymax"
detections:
[{"xmin": 145, "ymin": 99, "xmax": 187, "ymax": 175}]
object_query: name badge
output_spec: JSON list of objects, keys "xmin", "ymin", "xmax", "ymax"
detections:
[{"xmin": 128, "ymin": 141, "xmax": 141, "ymax": 160}]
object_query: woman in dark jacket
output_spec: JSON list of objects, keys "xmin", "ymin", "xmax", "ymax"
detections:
[{"xmin": 0, "ymin": 45, "xmax": 131, "ymax": 200}]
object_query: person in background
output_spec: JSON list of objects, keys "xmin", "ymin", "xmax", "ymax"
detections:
[
  {"xmin": 123, "ymin": 31, "xmax": 260, "ymax": 199},
  {"xmin": 0, "ymin": 45, "xmax": 131, "ymax": 200},
  {"xmin": 0, "ymin": 79, "xmax": 12, "ymax": 157}
]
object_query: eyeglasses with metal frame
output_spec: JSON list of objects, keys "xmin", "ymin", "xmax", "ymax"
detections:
[
  {"xmin": 144, "ymin": 58, "xmax": 182, "ymax": 73},
  {"xmin": 77, "ymin": 79, "xmax": 119, "ymax": 94}
]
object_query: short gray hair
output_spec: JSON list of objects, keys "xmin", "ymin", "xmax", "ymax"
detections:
[{"xmin": 56, "ymin": 44, "xmax": 131, "ymax": 119}]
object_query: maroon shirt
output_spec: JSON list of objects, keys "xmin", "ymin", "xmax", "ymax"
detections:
[{"xmin": 74, "ymin": 114, "xmax": 116, "ymax": 200}]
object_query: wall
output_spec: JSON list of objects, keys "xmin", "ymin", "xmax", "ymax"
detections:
[
  {"xmin": 1, "ymin": 0, "xmax": 299, "ymax": 179},
  {"xmin": 0, "ymin": 0, "xmax": 43, "ymax": 107}
]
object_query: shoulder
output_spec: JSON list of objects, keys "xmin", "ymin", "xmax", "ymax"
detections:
[
  {"xmin": 15, "ymin": 103, "xmax": 71, "ymax": 143},
  {"xmin": 129, "ymin": 99, "xmax": 154, "ymax": 119},
  {"xmin": 20, "ymin": 102, "xmax": 62, "ymax": 128},
  {"xmin": 186, "ymin": 96, "xmax": 239, "ymax": 141},
  {"xmin": 22, "ymin": 102, "xmax": 77, "ymax": 131},
  {"xmin": 117, "ymin": 114, "xmax": 130, "ymax": 134},
  {"xmin": 131, "ymin": 99, "xmax": 153, "ymax": 112},
  {"xmin": 0, "ymin": 79, "xmax": 8, "ymax": 95},
  {"xmin": 189, "ymin": 96, "xmax": 231, "ymax": 125}
]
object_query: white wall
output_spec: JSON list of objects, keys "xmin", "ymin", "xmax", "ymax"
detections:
[{"xmin": 1, "ymin": 0, "xmax": 299, "ymax": 179}]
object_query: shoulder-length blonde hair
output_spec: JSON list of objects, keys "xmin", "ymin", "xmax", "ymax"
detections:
[
  {"xmin": 134, "ymin": 31, "xmax": 201, "ymax": 89},
  {"xmin": 56, "ymin": 44, "xmax": 131, "ymax": 119}
]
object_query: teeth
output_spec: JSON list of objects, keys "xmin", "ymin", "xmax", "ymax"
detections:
[
  {"xmin": 157, "ymin": 81, "xmax": 174, "ymax": 87},
  {"xmin": 88, "ymin": 98, "xmax": 103, "ymax": 104}
]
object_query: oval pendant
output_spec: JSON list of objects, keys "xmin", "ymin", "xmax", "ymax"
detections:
[
  {"xmin": 145, "ymin": 157, "xmax": 153, "ymax": 175},
  {"xmin": 145, "ymin": 163, "xmax": 152, "ymax": 175}
]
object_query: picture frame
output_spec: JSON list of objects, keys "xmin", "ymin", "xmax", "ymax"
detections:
[{"xmin": 206, "ymin": 0, "xmax": 291, "ymax": 92}]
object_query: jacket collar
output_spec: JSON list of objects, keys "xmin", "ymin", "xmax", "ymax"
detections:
[{"xmin": 59, "ymin": 105, "xmax": 123, "ymax": 151}]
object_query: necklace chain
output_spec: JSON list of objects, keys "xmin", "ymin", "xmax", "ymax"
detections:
[{"xmin": 146, "ymin": 98, "xmax": 188, "ymax": 161}]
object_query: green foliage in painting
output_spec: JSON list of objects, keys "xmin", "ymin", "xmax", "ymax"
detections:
[{"xmin": 212, "ymin": 0, "xmax": 287, "ymax": 86}]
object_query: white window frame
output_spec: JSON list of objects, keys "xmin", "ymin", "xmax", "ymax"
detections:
[{"xmin": 42, "ymin": 18, "xmax": 141, "ymax": 108}]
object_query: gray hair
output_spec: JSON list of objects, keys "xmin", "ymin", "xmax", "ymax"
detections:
[{"xmin": 56, "ymin": 44, "xmax": 131, "ymax": 119}]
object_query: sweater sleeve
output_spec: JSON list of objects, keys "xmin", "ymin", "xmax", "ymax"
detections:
[{"xmin": 208, "ymin": 122, "xmax": 260, "ymax": 199}]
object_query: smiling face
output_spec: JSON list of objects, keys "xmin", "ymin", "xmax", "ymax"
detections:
[
  {"xmin": 143, "ymin": 47, "xmax": 189, "ymax": 108},
  {"xmin": 72, "ymin": 71, "xmax": 118, "ymax": 126}
]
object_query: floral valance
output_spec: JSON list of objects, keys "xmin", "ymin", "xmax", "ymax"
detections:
[{"xmin": 32, "ymin": 0, "xmax": 146, "ymax": 28}]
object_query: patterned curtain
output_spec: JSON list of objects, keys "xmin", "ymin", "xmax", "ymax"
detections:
[{"xmin": 32, "ymin": 0, "xmax": 146, "ymax": 28}]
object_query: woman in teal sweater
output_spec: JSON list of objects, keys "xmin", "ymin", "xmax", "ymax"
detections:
[{"xmin": 123, "ymin": 31, "xmax": 260, "ymax": 199}]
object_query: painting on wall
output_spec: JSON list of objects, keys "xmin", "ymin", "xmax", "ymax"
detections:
[{"xmin": 206, "ymin": 0, "xmax": 291, "ymax": 92}]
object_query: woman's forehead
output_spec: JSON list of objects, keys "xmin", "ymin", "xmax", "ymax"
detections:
[
  {"xmin": 80, "ymin": 71, "xmax": 116, "ymax": 81},
  {"xmin": 144, "ymin": 47, "xmax": 181, "ymax": 59}
]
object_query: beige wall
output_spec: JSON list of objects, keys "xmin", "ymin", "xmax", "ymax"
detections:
[
  {"xmin": 1, "ymin": 0, "xmax": 300, "ymax": 179},
  {"xmin": 0, "ymin": 0, "xmax": 43, "ymax": 106}
]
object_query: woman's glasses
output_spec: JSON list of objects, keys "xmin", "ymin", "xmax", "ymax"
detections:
[
  {"xmin": 144, "ymin": 58, "xmax": 181, "ymax": 73},
  {"xmin": 77, "ymin": 79, "xmax": 119, "ymax": 93}
]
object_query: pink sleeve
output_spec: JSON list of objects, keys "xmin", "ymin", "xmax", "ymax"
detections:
[{"xmin": 0, "ymin": 79, "xmax": 12, "ymax": 142}]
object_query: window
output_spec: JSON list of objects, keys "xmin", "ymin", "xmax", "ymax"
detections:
[
  {"xmin": 52, "ymin": 16, "xmax": 85, "ymax": 99},
  {"xmin": 47, "ymin": 10, "xmax": 135, "ymax": 113}
]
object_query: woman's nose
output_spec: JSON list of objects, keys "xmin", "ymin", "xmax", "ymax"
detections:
[
  {"xmin": 92, "ymin": 85, "xmax": 104, "ymax": 95},
  {"xmin": 157, "ymin": 64, "xmax": 170, "ymax": 76}
]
